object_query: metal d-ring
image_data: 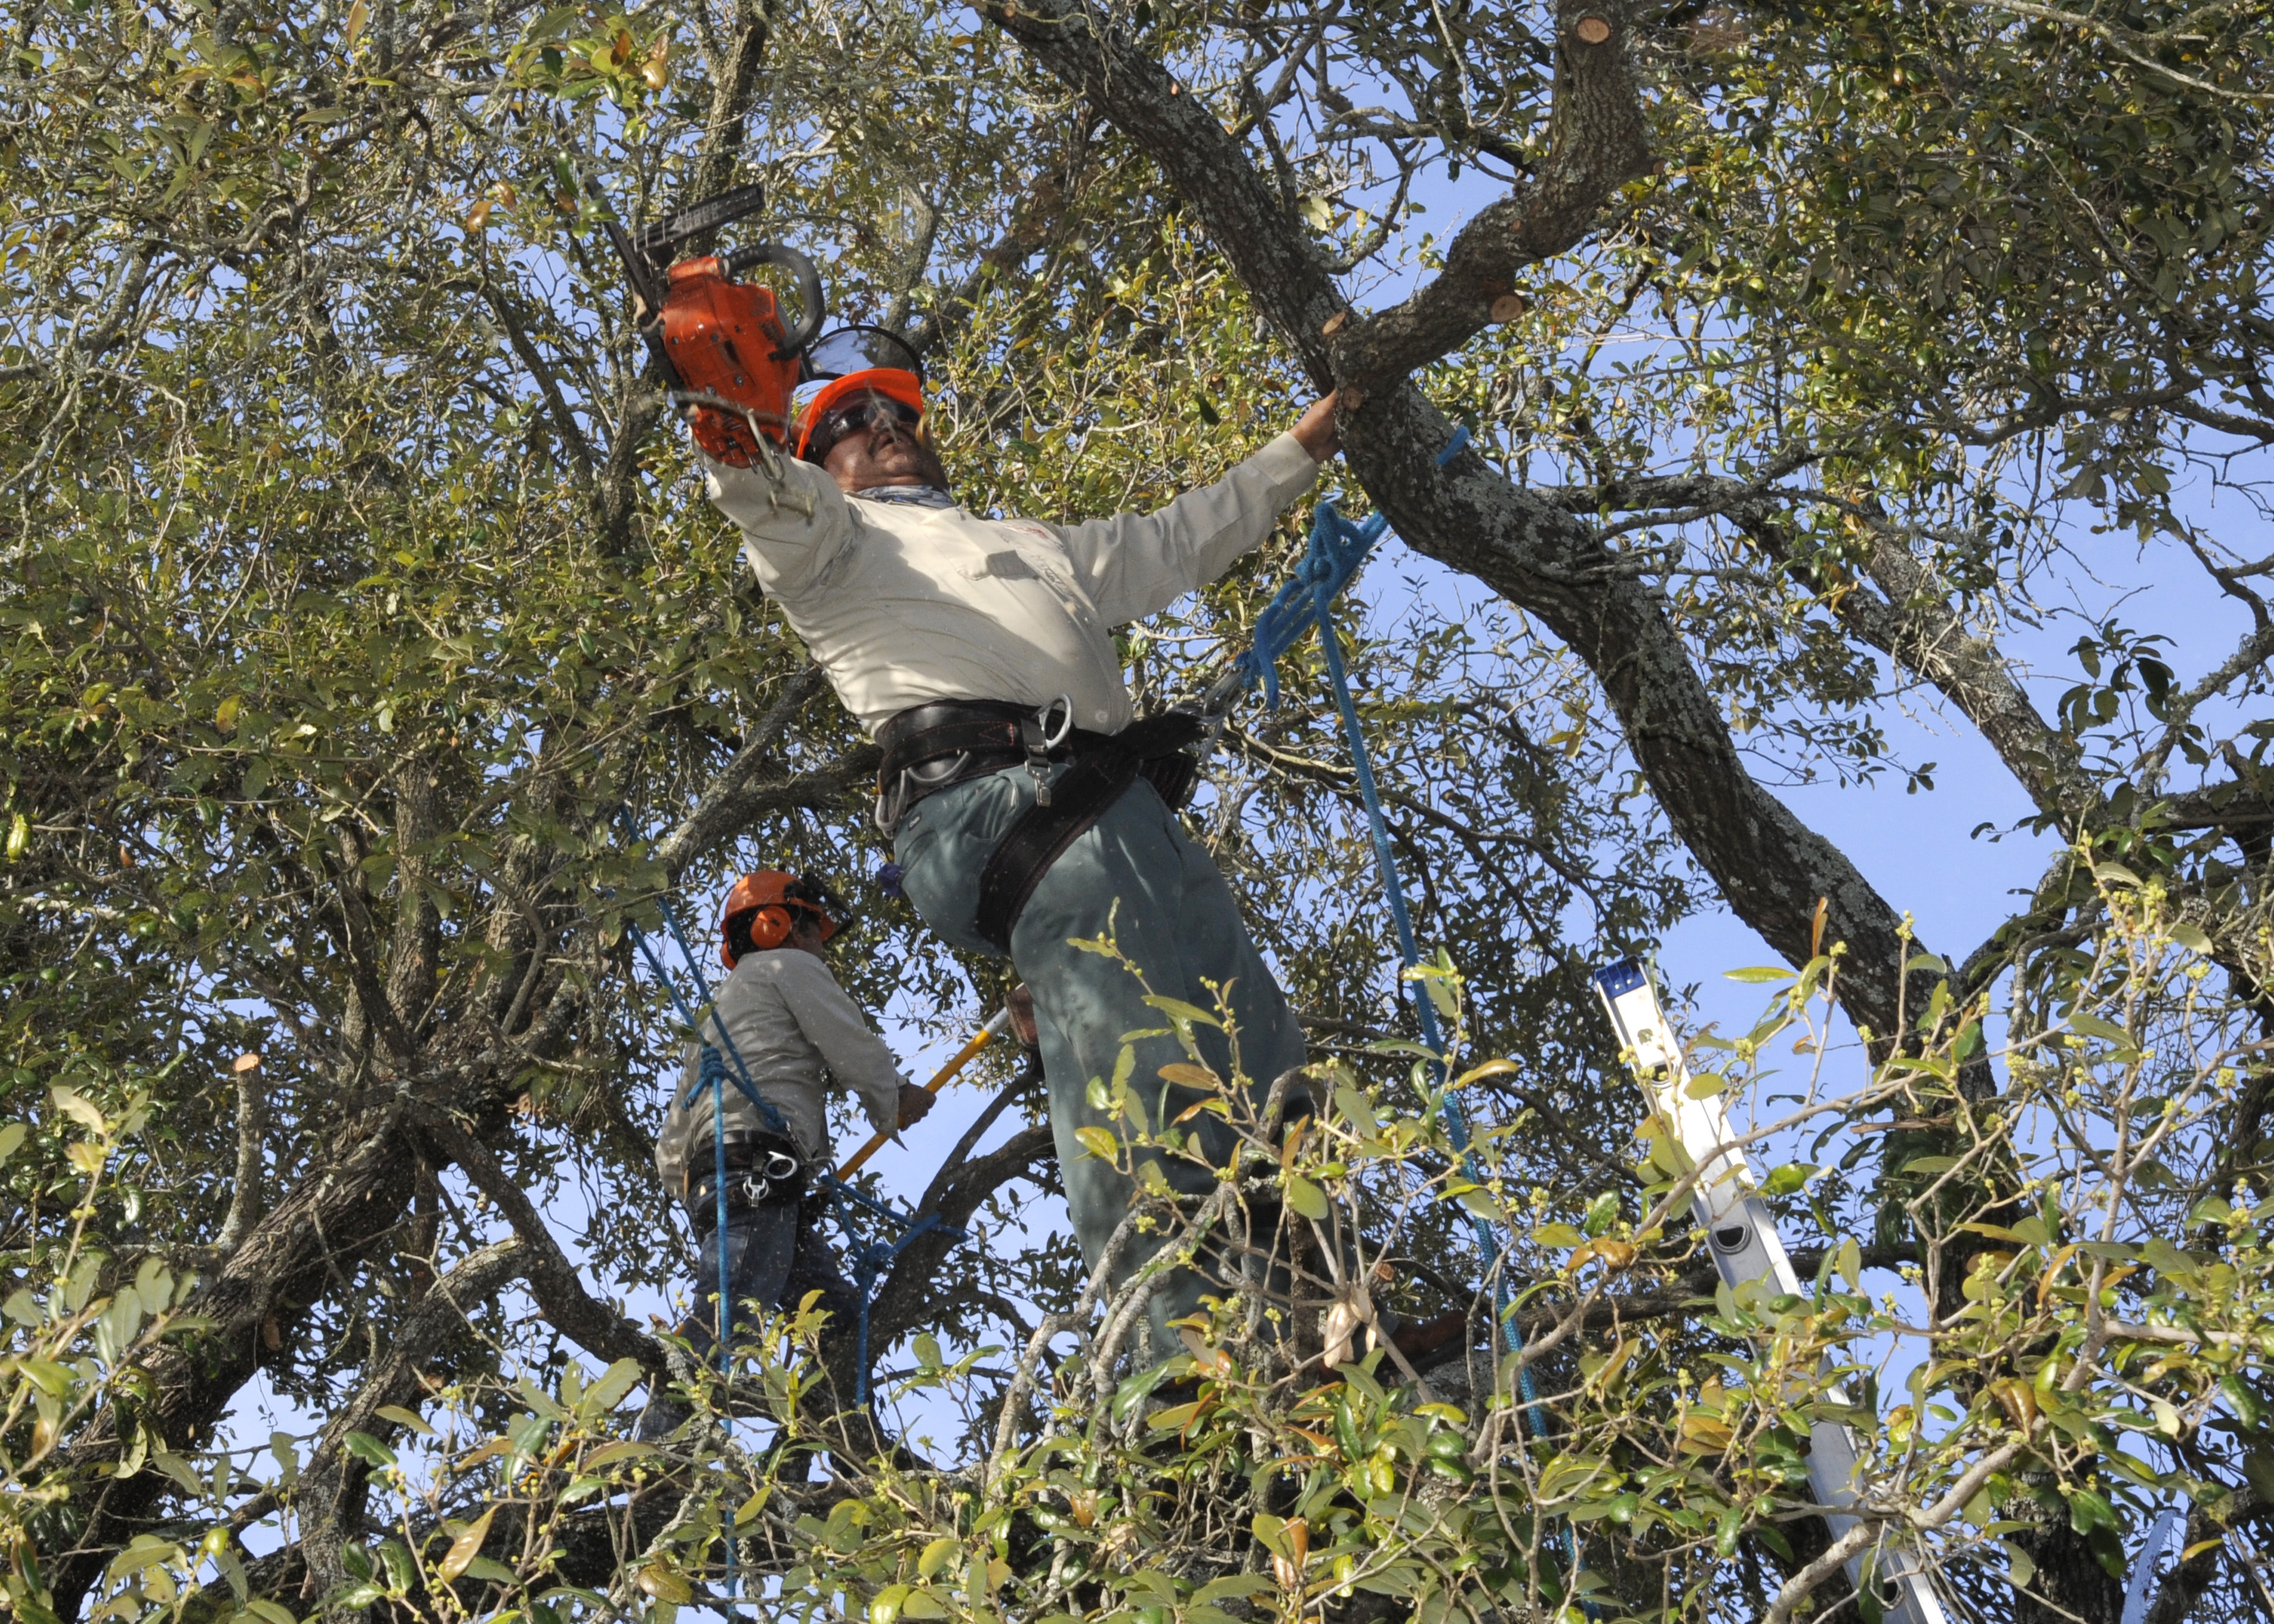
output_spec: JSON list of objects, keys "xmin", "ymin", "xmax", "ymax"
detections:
[{"xmin": 1035, "ymin": 694, "xmax": 1075, "ymax": 750}]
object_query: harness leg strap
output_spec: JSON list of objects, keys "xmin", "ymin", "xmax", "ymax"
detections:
[{"xmin": 971, "ymin": 710, "xmax": 1206, "ymax": 952}]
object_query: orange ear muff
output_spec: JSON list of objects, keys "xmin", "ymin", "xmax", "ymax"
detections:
[{"xmin": 746, "ymin": 905, "xmax": 794, "ymax": 951}]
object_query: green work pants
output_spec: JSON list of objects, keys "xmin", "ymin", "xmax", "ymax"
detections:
[{"xmin": 893, "ymin": 761, "xmax": 1308, "ymax": 1359}]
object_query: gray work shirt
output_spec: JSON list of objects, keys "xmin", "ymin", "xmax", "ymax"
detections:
[
  {"xmin": 654, "ymin": 947, "xmax": 907, "ymax": 1191},
  {"xmin": 701, "ymin": 434, "xmax": 1324, "ymax": 737}
]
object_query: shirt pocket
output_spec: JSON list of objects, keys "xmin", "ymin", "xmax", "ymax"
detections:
[{"xmin": 963, "ymin": 546, "xmax": 1095, "ymax": 621}]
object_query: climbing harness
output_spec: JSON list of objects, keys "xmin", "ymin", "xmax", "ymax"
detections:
[{"xmin": 1208, "ymin": 423, "xmax": 1590, "ymax": 1596}]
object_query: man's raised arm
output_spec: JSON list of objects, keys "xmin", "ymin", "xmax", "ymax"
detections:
[
  {"xmin": 700, "ymin": 451, "xmax": 858, "ymax": 602},
  {"xmin": 1057, "ymin": 393, "xmax": 1342, "ymax": 625}
]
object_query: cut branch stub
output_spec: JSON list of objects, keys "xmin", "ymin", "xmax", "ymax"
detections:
[
  {"xmin": 1489, "ymin": 294, "xmax": 1528, "ymax": 324},
  {"xmin": 1321, "ymin": 0, "xmax": 1650, "ymax": 386}
]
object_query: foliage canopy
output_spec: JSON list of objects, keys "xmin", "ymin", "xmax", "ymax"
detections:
[{"xmin": 5, "ymin": 2, "xmax": 2273, "ymax": 1622}]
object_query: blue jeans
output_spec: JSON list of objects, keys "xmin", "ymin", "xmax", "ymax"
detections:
[
  {"xmin": 677, "ymin": 1195, "xmax": 862, "ymax": 1369},
  {"xmin": 894, "ymin": 762, "xmax": 1307, "ymax": 1356},
  {"xmin": 636, "ymin": 1193, "xmax": 868, "ymax": 1444}
]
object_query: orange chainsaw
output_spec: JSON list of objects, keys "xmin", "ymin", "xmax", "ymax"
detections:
[{"xmin": 605, "ymin": 182, "xmax": 824, "ymax": 466}]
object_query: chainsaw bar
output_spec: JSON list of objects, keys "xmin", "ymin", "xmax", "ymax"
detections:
[{"xmin": 637, "ymin": 181, "xmax": 767, "ymax": 259}]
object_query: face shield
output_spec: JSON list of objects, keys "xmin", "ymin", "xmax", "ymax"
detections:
[{"xmin": 794, "ymin": 326, "xmax": 929, "ymax": 463}]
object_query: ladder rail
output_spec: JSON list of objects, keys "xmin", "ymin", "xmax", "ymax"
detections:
[{"xmin": 1593, "ymin": 960, "xmax": 1954, "ymax": 1624}]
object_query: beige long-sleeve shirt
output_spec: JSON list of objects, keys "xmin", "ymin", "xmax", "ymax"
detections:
[
  {"xmin": 701, "ymin": 435, "xmax": 1325, "ymax": 736},
  {"xmin": 654, "ymin": 947, "xmax": 908, "ymax": 1191}
]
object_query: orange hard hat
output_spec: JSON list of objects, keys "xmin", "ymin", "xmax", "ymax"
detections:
[
  {"xmin": 794, "ymin": 325, "xmax": 928, "ymax": 463},
  {"xmin": 719, "ymin": 870, "xmax": 841, "ymax": 967},
  {"xmin": 795, "ymin": 369, "xmax": 925, "ymax": 463}
]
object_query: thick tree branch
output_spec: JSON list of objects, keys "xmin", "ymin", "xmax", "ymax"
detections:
[
  {"xmin": 1331, "ymin": 4, "xmax": 1650, "ymax": 386},
  {"xmin": 213, "ymin": 1061, "xmax": 270, "ymax": 1258},
  {"xmin": 385, "ymin": 756, "xmax": 443, "ymax": 1038},
  {"xmin": 50, "ymin": 1111, "xmax": 428, "ymax": 1611},
  {"xmin": 981, "ymin": 0, "xmax": 1959, "ymax": 1058},
  {"xmin": 421, "ymin": 1115, "xmax": 665, "ymax": 1375},
  {"xmin": 275, "ymin": 1239, "xmax": 529, "ymax": 1606}
]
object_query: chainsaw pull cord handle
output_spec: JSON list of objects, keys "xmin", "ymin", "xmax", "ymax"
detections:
[{"xmin": 719, "ymin": 242, "xmax": 826, "ymax": 358}]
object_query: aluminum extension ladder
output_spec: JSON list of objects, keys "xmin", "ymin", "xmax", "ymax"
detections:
[{"xmin": 1593, "ymin": 960, "xmax": 1954, "ymax": 1624}]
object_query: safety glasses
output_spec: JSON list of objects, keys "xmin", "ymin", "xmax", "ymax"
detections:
[
  {"xmin": 784, "ymin": 874, "xmax": 848, "ymax": 919},
  {"xmin": 807, "ymin": 396, "xmax": 919, "ymax": 461}
]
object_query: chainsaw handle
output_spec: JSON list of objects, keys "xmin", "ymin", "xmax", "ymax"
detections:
[{"xmin": 721, "ymin": 242, "xmax": 825, "ymax": 359}]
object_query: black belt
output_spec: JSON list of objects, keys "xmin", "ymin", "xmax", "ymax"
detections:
[
  {"xmin": 875, "ymin": 699, "xmax": 1106, "ymax": 829},
  {"xmin": 681, "ymin": 1132, "xmax": 804, "ymax": 1223},
  {"xmin": 878, "ymin": 699, "xmax": 1096, "ymax": 773},
  {"xmin": 874, "ymin": 698, "xmax": 1208, "ymax": 951}
]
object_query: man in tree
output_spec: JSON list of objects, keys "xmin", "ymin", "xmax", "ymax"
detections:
[
  {"xmin": 692, "ymin": 344, "xmax": 1341, "ymax": 1355},
  {"xmin": 641, "ymin": 868, "xmax": 933, "ymax": 1443}
]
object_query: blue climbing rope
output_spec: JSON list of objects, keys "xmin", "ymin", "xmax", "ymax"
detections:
[
  {"xmin": 1232, "ymin": 427, "xmax": 1536, "ymax": 1367},
  {"xmin": 1221, "ymin": 424, "xmax": 1589, "ymax": 1596}
]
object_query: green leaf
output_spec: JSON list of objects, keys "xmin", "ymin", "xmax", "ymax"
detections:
[
  {"xmin": 1364, "ymin": 1039, "xmax": 1440, "ymax": 1061},
  {"xmin": 1285, "ymin": 1177, "xmax": 1330, "ymax": 1221},
  {"xmin": 2169, "ymin": 921, "xmax": 2212, "ymax": 953},
  {"xmin": 1759, "ymin": 1162, "xmax": 1818, "ymax": 1198},
  {"xmin": 50, "ymin": 1085, "xmax": 106, "ymax": 1134},
  {"xmin": 1074, "ymin": 1125, "xmax": 1119, "ymax": 1161},
  {"xmin": 1453, "ymin": 1058, "xmax": 1517, "ymax": 1088},
  {"xmin": 1533, "ymin": 1223, "xmax": 1584, "ymax": 1249},
  {"xmin": 2244, "ymin": 1452, "xmax": 2274, "ymax": 1503},
  {"xmin": 342, "ymin": 1432, "xmax": 397, "ymax": 1469},
  {"xmin": 0, "ymin": 1122, "xmax": 25, "ymax": 1166},
  {"xmin": 1457, "ymin": 1186, "xmax": 1506, "ymax": 1223},
  {"xmin": 2067, "ymin": 1009, "xmax": 2131, "ymax": 1045},
  {"xmin": 438, "ymin": 1506, "xmax": 495, "ymax": 1582},
  {"xmin": 1333, "ymin": 1086, "xmax": 1379, "ymax": 1134},
  {"xmin": 2065, "ymin": 1486, "xmax": 2115, "ymax": 1535},
  {"xmin": 375, "ymin": 1405, "xmax": 433, "ymax": 1436},
  {"xmin": 1196, "ymin": 1575, "xmax": 1273, "ymax": 1603},
  {"xmin": 1724, "ymin": 967, "xmax": 1795, "ymax": 983},
  {"xmin": 586, "ymin": 1356, "xmax": 644, "ymax": 1412},
  {"xmin": 1141, "ymin": 994, "xmax": 1221, "ymax": 1028}
]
